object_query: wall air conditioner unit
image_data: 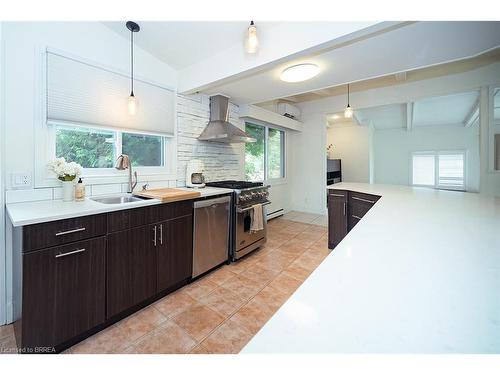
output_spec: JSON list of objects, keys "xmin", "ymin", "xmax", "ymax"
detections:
[{"xmin": 277, "ymin": 102, "xmax": 301, "ymax": 120}]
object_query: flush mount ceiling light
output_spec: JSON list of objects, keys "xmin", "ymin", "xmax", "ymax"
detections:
[
  {"xmin": 126, "ymin": 21, "xmax": 140, "ymax": 116},
  {"xmin": 344, "ymin": 84, "xmax": 353, "ymax": 118},
  {"xmin": 245, "ymin": 21, "xmax": 258, "ymax": 54},
  {"xmin": 280, "ymin": 63, "xmax": 320, "ymax": 83}
]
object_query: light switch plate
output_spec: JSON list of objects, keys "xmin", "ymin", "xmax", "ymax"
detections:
[{"xmin": 11, "ymin": 173, "xmax": 32, "ymax": 188}]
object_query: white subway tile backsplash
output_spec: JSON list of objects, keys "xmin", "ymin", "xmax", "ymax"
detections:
[
  {"xmin": 6, "ymin": 188, "xmax": 53, "ymax": 204},
  {"xmin": 91, "ymin": 184, "xmax": 122, "ymax": 196},
  {"xmin": 53, "ymin": 185, "xmax": 91, "ymax": 199},
  {"xmin": 176, "ymin": 93, "xmax": 244, "ymax": 185}
]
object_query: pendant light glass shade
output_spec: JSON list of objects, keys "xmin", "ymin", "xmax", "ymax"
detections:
[
  {"xmin": 128, "ymin": 94, "xmax": 137, "ymax": 116},
  {"xmin": 344, "ymin": 105, "xmax": 353, "ymax": 118},
  {"xmin": 245, "ymin": 21, "xmax": 258, "ymax": 54},
  {"xmin": 344, "ymin": 84, "xmax": 353, "ymax": 118}
]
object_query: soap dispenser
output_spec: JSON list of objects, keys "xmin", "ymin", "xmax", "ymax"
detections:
[{"xmin": 75, "ymin": 178, "xmax": 86, "ymax": 202}]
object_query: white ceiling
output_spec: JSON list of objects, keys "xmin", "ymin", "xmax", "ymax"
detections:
[
  {"xmin": 327, "ymin": 91, "xmax": 480, "ymax": 129},
  {"xmin": 412, "ymin": 91, "xmax": 479, "ymax": 127},
  {"xmin": 202, "ymin": 21, "xmax": 500, "ymax": 104},
  {"xmin": 102, "ymin": 21, "xmax": 281, "ymax": 69}
]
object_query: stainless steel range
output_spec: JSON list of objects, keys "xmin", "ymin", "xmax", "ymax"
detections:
[{"xmin": 205, "ymin": 180, "xmax": 270, "ymax": 261}]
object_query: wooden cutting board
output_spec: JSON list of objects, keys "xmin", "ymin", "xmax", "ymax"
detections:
[{"xmin": 133, "ymin": 188, "xmax": 201, "ymax": 203}]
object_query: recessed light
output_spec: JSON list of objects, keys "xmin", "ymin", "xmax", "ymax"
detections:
[{"xmin": 280, "ymin": 63, "xmax": 320, "ymax": 83}]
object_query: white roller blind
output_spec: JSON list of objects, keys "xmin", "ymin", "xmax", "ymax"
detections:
[
  {"xmin": 412, "ymin": 154, "xmax": 435, "ymax": 186},
  {"xmin": 438, "ymin": 154, "xmax": 464, "ymax": 189},
  {"xmin": 46, "ymin": 51, "xmax": 175, "ymax": 136}
]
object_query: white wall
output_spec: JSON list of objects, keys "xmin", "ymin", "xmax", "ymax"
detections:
[
  {"xmin": 289, "ymin": 113, "xmax": 327, "ymax": 215},
  {"xmin": 327, "ymin": 125, "xmax": 370, "ymax": 183},
  {"xmin": 0, "ymin": 21, "xmax": 7, "ymax": 326},
  {"xmin": 289, "ymin": 62, "xmax": 500, "ymax": 215},
  {"xmin": 373, "ymin": 125, "xmax": 480, "ymax": 191}
]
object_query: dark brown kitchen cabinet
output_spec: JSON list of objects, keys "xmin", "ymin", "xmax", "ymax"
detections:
[
  {"xmin": 328, "ymin": 189, "xmax": 381, "ymax": 249},
  {"xmin": 106, "ymin": 226, "xmax": 157, "ymax": 319},
  {"xmin": 22, "ymin": 214, "xmax": 106, "ymax": 252},
  {"xmin": 156, "ymin": 215, "xmax": 193, "ymax": 292},
  {"xmin": 15, "ymin": 199, "xmax": 196, "ymax": 353},
  {"xmin": 327, "ymin": 190, "xmax": 348, "ymax": 249},
  {"xmin": 21, "ymin": 237, "xmax": 106, "ymax": 350},
  {"xmin": 348, "ymin": 191, "xmax": 380, "ymax": 231}
]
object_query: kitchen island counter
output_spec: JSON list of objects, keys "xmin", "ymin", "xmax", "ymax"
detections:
[{"xmin": 243, "ymin": 183, "xmax": 500, "ymax": 353}]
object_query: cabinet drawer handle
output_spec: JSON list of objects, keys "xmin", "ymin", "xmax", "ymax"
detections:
[
  {"xmin": 352, "ymin": 196, "xmax": 376, "ymax": 204},
  {"xmin": 329, "ymin": 193, "xmax": 345, "ymax": 197},
  {"xmin": 153, "ymin": 226, "xmax": 157, "ymax": 247},
  {"xmin": 55, "ymin": 248, "xmax": 86, "ymax": 258},
  {"xmin": 55, "ymin": 227, "xmax": 86, "ymax": 236},
  {"xmin": 159, "ymin": 224, "xmax": 163, "ymax": 245},
  {"xmin": 343, "ymin": 202, "xmax": 346, "ymax": 216},
  {"xmin": 352, "ymin": 215, "xmax": 363, "ymax": 220}
]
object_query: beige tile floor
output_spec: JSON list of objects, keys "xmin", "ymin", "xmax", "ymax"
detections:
[
  {"xmin": 0, "ymin": 214, "xmax": 330, "ymax": 355},
  {"xmin": 282, "ymin": 210, "xmax": 328, "ymax": 227}
]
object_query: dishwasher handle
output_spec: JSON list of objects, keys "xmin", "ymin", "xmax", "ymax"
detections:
[{"xmin": 193, "ymin": 195, "xmax": 231, "ymax": 208}]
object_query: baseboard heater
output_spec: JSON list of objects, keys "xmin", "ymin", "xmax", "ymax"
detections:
[{"xmin": 267, "ymin": 208, "xmax": 284, "ymax": 220}]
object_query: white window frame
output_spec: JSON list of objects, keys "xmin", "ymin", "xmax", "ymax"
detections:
[
  {"xmin": 34, "ymin": 46, "xmax": 177, "ymax": 188},
  {"xmin": 244, "ymin": 121, "xmax": 286, "ymax": 184},
  {"xmin": 410, "ymin": 150, "xmax": 467, "ymax": 191},
  {"xmin": 48, "ymin": 123, "xmax": 172, "ymax": 174}
]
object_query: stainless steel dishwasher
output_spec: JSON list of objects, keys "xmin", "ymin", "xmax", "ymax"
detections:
[{"xmin": 192, "ymin": 195, "xmax": 231, "ymax": 278}]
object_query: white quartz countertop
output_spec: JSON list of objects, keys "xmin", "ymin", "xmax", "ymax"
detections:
[
  {"xmin": 243, "ymin": 183, "xmax": 500, "ymax": 353},
  {"xmin": 6, "ymin": 186, "xmax": 233, "ymax": 227}
]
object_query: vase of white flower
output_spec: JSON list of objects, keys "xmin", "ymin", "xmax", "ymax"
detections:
[
  {"xmin": 61, "ymin": 181, "xmax": 74, "ymax": 202},
  {"xmin": 47, "ymin": 158, "xmax": 83, "ymax": 202}
]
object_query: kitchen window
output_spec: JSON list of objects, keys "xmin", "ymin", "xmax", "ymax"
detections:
[
  {"xmin": 411, "ymin": 151, "xmax": 466, "ymax": 191},
  {"xmin": 245, "ymin": 122, "xmax": 285, "ymax": 182},
  {"xmin": 52, "ymin": 125, "xmax": 167, "ymax": 169}
]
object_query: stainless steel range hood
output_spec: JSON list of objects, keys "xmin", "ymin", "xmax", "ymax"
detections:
[{"xmin": 198, "ymin": 95, "xmax": 256, "ymax": 143}]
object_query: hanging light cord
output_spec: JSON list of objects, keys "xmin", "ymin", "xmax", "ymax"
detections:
[
  {"xmin": 130, "ymin": 28, "xmax": 134, "ymax": 95},
  {"xmin": 347, "ymin": 84, "xmax": 350, "ymax": 106}
]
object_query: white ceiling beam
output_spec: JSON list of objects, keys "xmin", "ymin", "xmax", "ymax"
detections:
[
  {"xmin": 463, "ymin": 97, "xmax": 480, "ymax": 127},
  {"xmin": 178, "ymin": 22, "xmax": 404, "ymax": 94},
  {"xmin": 395, "ymin": 72, "xmax": 407, "ymax": 81},
  {"xmin": 352, "ymin": 113, "xmax": 363, "ymax": 126},
  {"xmin": 406, "ymin": 102, "xmax": 414, "ymax": 132}
]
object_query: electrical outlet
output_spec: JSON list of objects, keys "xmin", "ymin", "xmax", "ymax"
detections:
[{"xmin": 11, "ymin": 173, "xmax": 32, "ymax": 188}]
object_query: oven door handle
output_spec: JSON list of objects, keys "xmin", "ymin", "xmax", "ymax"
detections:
[{"xmin": 237, "ymin": 201, "xmax": 271, "ymax": 213}]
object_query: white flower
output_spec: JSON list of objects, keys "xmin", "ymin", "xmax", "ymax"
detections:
[{"xmin": 47, "ymin": 158, "xmax": 82, "ymax": 181}]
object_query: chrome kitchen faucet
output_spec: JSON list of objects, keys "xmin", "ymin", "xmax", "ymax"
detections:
[{"xmin": 115, "ymin": 154, "xmax": 138, "ymax": 193}]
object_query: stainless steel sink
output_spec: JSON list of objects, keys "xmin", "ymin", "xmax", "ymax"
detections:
[{"xmin": 91, "ymin": 194, "xmax": 149, "ymax": 204}]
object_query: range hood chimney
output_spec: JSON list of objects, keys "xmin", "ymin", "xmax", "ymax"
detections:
[{"xmin": 198, "ymin": 95, "xmax": 256, "ymax": 143}]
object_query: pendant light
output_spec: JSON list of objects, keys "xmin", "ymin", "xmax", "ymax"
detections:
[
  {"xmin": 126, "ymin": 21, "xmax": 140, "ymax": 115},
  {"xmin": 245, "ymin": 21, "xmax": 258, "ymax": 54},
  {"xmin": 344, "ymin": 84, "xmax": 353, "ymax": 118}
]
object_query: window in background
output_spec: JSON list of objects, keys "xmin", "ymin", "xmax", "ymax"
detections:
[
  {"xmin": 54, "ymin": 125, "xmax": 166, "ymax": 169},
  {"xmin": 122, "ymin": 132, "xmax": 164, "ymax": 167},
  {"xmin": 438, "ymin": 154, "xmax": 464, "ymax": 189},
  {"xmin": 412, "ymin": 154, "xmax": 435, "ymax": 186},
  {"xmin": 55, "ymin": 126, "xmax": 115, "ymax": 168},
  {"xmin": 411, "ymin": 151, "xmax": 465, "ymax": 191},
  {"xmin": 245, "ymin": 123, "xmax": 265, "ymax": 181},
  {"xmin": 244, "ymin": 122, "xmax": 285, "ymax": 181},
  {"xmin": 268, "ymin": 128, "xmax": 285, "ymax": 179}
]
